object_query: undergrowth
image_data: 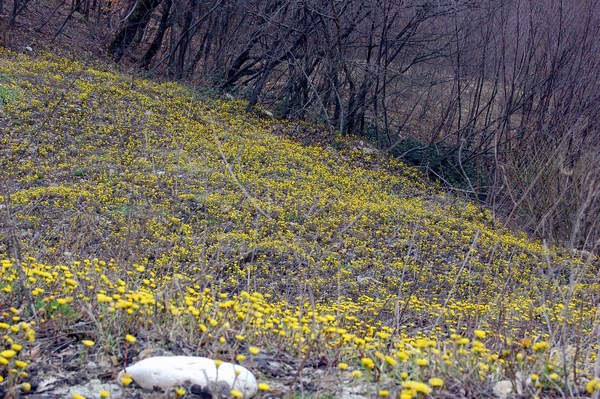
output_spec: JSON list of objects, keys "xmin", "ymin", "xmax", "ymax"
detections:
[{"xmin": 0, "ymin": 49, "xmax": 599, "ymax": 398}]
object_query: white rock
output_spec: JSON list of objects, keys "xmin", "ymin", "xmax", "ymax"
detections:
[
  {"xmin": 118, "ymin": 356, "xmax": 258, "ymax": 397},
  {"xmin": 493, "ymin": 380, "xmax": 514, "ymax": 398},
  {"xmin": 25, "ymin": 46, "xmax": 33, "ymax": 52}
]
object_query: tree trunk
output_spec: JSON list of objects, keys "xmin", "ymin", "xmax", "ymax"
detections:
[
  {"xmin": 10, "ymin": 0, "xmax": 31, "ymax": 26},
  {"xmin": 108, "ymin": 0, "xmax": 163, "ymax": 62},
  {"xmin": 140, "ymin": 0, "xmax": 171, "ymax": 68}
]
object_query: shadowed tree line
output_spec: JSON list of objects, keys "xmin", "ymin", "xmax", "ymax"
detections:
[{"xmin": 4, "ymin": 0, "xmax": 600, "ymax": 250}]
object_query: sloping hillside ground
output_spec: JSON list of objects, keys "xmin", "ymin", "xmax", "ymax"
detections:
[{"xmin": 0, "ymin": 49, "xmax": 599, "ymax": 398}]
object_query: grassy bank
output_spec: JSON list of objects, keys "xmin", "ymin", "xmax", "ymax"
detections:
[{"xmin": 0, "ymin": 49, "xmax": 598, "ymax": 398}]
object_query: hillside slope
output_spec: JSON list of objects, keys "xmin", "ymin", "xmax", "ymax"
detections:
[{"xmin": 0, "ymin": 49, "xmax": 599, "ymax": 398}]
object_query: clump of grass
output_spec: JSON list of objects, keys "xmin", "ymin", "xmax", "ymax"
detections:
[{"xmin": 0, "ymin": 86, "xmax": 19, "ymax": 107}]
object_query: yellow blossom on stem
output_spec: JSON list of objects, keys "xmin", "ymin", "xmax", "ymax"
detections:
[
  {"xmin": 416, "ymin": 358, "xmax": 428, "ymax": 366},
  {"xmin": 351, "ymin": 370, "xmax": 363, "ymax": 379},
  {"xmin": 384, "ymin": 355, "xmax": 397, "ymax": 366},
  {"xmin": 121, "ymin": 373, "xmax": 133, "ymax": 387},
  {"xmin": 361, "ymin": 357, "xmax": 375, "ymax": 369},
  {"xmin": 249, "ymin": 346, "xmax": 260, "ymax": 355},
  {"xmin": 429, "ymin": 377, "xmax": 444, "ymax": 387},
  {"xmin": 1, "ymin": 349, "xmax": 16, "ymax": 359},
  {"xmin": 404, "ymin": 381, "xmax": 432, "ymax": 394},
  {"xmin": 258, "ymin": 383, "xmax": 270, "ymax": 391}
]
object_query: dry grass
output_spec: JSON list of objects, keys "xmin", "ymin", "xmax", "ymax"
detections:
[{"xmin": 0, "ymin": 48, "xmax": 599, "ymax": 398}]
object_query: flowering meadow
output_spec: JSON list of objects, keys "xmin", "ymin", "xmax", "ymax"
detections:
[{"xmin": 0, "ymin": 49, "xmax": 599, "ymax": 398}]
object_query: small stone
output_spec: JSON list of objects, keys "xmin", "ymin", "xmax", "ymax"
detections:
[{"xmin": 493, "ymin": 380, "xmax": 513, "ymax": 398}]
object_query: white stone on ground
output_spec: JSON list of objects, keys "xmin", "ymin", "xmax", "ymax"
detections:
[{"xmin": 118, "ymin": 356, "xmax": 258, "ymax": 397}]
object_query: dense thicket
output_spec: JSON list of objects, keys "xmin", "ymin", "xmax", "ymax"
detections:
[{"xmin": 4, "ymin": 0, "xmax": 600, "ymax": 250}]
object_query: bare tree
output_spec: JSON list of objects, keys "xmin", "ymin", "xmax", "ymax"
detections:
[{"xmin": 108, "ymin": 0, "xmax": 164, "ymax": 62}]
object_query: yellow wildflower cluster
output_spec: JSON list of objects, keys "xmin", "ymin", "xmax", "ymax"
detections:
[{"xmin": 0, "ymin": 48, "xmax": 598, "ymax": 396}]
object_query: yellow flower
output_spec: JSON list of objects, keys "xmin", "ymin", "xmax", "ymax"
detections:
[
  {"xmin": 125, "ymin": 334, "xmax": 136, "ymax": 343},
  {"xmin": 587, "ymin": 378, "xmax": 600, "ymax": 393},
  {"xmin": 533, "ymin": 341, "xmax": 550, "ymax": 352},
  {"xmin": 351, "ymin": 370, "xmax": 363, "ymax": 378},
  {"xmin": 400, "ymin": 390, "xmax": 413, "ymax": 399},
  {"xmin": 549, "ymin": 373, "xmax": 559, "ymax": 381},
  {"xmin": 361, "ymin": 357, "xmax": 375, "ymax": 369},
  {"xmin": 415, "ymin": 358, "xmax": 428, "ymax": 366},
  {"xmin": 82, "ymin": 340, "xmax": 95, "ymax": 347},
  {"xmin": 230, "ymin": 389, "xmax": 243, "ymax": 398},
  {"xmin": 15, "ymin": 360, "xmax": 27, "ymax": 368},
  {"xmin": 236, "ymin": 354, "xmax": 246, "ymax": 362},
  {"xmin": 21, "ymin": 382, "xmax": 31, "ymax": 392},
  {"xmin": 120, "ymin": 373, "xmax": 133, "ymax": 386},
  {"xmin": 100, "ymin": 390, "xmax": 110, "ymax": 398},
  {"xmin": 11, "ymin": 343, "xmax": 22, "ymax": 351},
  {"xmin": 214, "ymin": 359, "xmax": 223, "ymax": 367},
  {"xmin": 378, "ymin": 390, "xmax": 390, "ymax": 397},
  {"xmin": 384, "ymin": 355, "xmax": 397, "ymax": 366},
  {"xmin": 249, "ymin": 346, "xmax": 260, "ymax": 355},
  {"xmin": 72, "ymin": 394, "xmax": 86, "ymax": 399},
  {"xmin": 474, "ymin": 330, "xmax": 486, "ymax": 339},
  {"xmin": 175, "ymin": 387, "xmax": 186, "ymax": 397},
  {"xmin": 429, "ymin": 377, "xmax": 444, "ymax": 387},
  {"xmin": 1, "ymin": 349, "xmax": 16, "ymax": 359},
  {"xmin": 338, "ymin": 362, "xmax": 349, "ymax": 370},
  {"xmin": 97, "ymin": 293, "xmax": 113, "ymax": 303},
  {"xmin": 258, "ymin": 383, "xmax": 270, "ymax": 391},
  {"xmin": 404, "ymin": 380, "xmax": 432, "ymax": 394}
]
